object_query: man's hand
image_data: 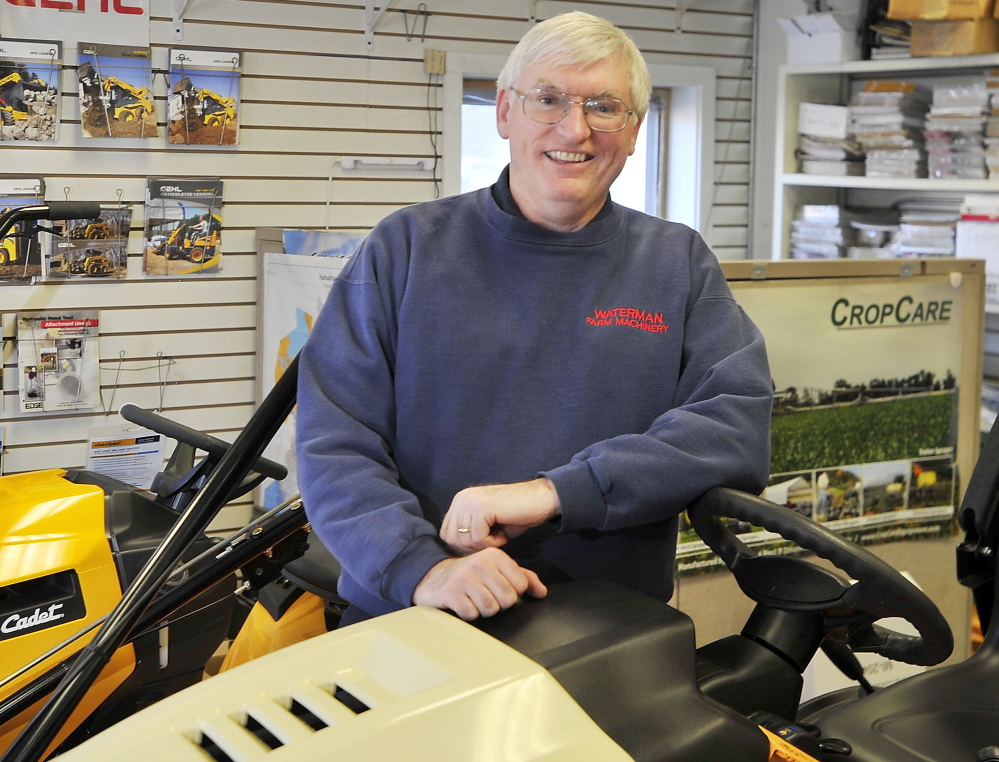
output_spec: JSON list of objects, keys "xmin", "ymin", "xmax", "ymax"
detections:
[
  {"xmin": 412, "ymin": 548, "xmax": 547, "ymax": 620},
  {"xmin": 440, "ymin": 478, "xmax": 561, "ymax": 553}
]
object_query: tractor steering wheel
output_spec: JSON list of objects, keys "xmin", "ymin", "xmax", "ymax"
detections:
[{"xmin": 686, "ymin": 487, "xmax": 953, "ymax": 667}]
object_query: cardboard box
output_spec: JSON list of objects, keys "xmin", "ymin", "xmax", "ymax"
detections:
[
  {"xmin": 889, "ymin": 0, "xmax": 994, "ymax": 19},
  {"xmin": 910, "ymin": 18, "xmax": 999, "ymax": 55},
  {"xmin": 778, "ymin": 13, "xmax": 861, "ymax": 65}
]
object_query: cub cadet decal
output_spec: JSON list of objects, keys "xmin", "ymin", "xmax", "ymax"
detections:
[
  {"xmin": 0, "ymin": 569, "xmax": 88, "ymax": 641},
  {"xmin": 2, "ymin": 603, "xmax": 65, "ymax": 634}
]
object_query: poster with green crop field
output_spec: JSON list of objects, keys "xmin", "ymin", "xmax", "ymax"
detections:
[{"xmin": 676, "ymin": 275, "xmax": 963, "ymax": 576}]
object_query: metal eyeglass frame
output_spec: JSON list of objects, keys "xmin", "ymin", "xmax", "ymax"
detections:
[{"xmin": 510, "ymin": 88, "xmax": 635, "ymax": 133}]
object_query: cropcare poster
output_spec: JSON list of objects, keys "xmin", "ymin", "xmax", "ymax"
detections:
[
  {"xmin": 17, "ymin": 311, "xmax": 100, "ymax": 413},
  {"xmin": 0, "ymin": 39, "xmax": 61, "ymax": 143},
  {"xmin": 168, "ymin": 48, "xmax": 241, "ymax": 145},
  {"xmin": 676, "ymin": 276, "xmax": 964, "ymax": 576},
  {"xmin": 143, "ymin": 178, "xmax": 223, "ymax": 275}
]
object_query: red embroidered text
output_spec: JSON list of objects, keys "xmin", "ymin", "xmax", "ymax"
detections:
[{"xmin": 586, "ymin": 308, "xmax": 669, "ymax": 334}]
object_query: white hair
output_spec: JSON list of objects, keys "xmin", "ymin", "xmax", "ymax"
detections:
[{"xmin": 497, "ymin": 11, "xmax": 651, "ymax": 119}]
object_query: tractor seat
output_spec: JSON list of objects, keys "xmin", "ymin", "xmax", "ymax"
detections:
[{"xmin": 280, "ymin": 533, "xmax": 345, "ymax": 603}]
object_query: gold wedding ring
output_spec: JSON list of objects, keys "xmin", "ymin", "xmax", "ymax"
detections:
[{"xmin": 457, "ymin": 527, "xmax": 472, "ymax": 534}]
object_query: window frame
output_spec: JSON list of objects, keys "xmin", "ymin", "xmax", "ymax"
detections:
[{"xmin": 441, "ymin": 53, "xmax": 716, "ymax": 241}]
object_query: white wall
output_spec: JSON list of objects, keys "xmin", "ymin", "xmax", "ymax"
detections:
[{"xmin": 1, "ymin": 0, "xmax": 756, "ymax": 528}]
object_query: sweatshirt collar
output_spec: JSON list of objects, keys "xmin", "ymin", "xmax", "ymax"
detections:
[{"xmin": 482, "ymin": 165, "xmax": 622, "ymax": 245}]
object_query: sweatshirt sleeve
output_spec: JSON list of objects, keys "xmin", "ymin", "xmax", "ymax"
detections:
[
  {"xmin": 296, "ymin": 237, "xmax": 450, "ymax": 617},
  {"xmin": 542, "ymin": 239, "xmax": 774, "ymax": 534}
]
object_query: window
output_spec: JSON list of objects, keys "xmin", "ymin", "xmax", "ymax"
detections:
[
  {"xmin": 443, "ymin": 55, "xmax": 715, "ymax": 237},
  {"xmin": 459, "ymin": 83, "xmax": 667, "ymax": 216}
]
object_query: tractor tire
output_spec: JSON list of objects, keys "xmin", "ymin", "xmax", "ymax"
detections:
[
  {"xmin": 87, "ymin": 262, "xmax": 103, "ymax": 275},
  {"xmin": 189, "ymin": 247, "xmax": 205, "ymax": 263},
  {"xmin": 0, "ymin": 250, "xmax": 7, "ymax": 265},
  {"xmin": 123, "ymin": 111, "xmax": 135, "ymax": 122}
]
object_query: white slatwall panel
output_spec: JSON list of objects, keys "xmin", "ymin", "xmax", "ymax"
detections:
[{"xmin": 1, "ymin": 0, "xmax": 755, "ymax": 528}]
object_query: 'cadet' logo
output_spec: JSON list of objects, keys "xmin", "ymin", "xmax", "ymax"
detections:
[{"xmin": 1, "ymin": 604, "xmax": 65, "ymax": 635}]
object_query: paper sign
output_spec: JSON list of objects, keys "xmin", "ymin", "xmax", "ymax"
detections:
[{"xmin": 86, "ymin": 423, "xmax": 166, "ymax": 490}]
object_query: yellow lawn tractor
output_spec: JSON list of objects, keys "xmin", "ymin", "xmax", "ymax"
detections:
[{"xmin": 0, "ymin": 378, "xmax": 299, "ymax": 760}]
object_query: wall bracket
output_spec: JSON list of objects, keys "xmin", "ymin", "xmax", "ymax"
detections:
[
  {"xmin": 173, "ymin": 0, "xmax": 196, "ymax": 41},
  {"xmin": 364, "ymin": 0, "xmax": 399, "ymax": 51},
  {"xmin": 675, "ymin": 0, "xmax": 697, "ymax": 32}
]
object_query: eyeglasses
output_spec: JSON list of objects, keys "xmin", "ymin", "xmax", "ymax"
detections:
[{"xmin": 511, "ymin": 88, "xmax": 634, "ymax": 132}]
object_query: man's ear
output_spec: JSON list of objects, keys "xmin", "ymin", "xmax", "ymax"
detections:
[
  {"xmin": 627, "ymin": 116, "xmax": 644, "ymax": 156},
  {"xmin": 496, "ymin": 88, "xmax": 512, "ymax": 140}
]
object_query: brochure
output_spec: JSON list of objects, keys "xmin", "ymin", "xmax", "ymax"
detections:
[
  {"xmin": 143, "ymin": 178, "xmax": 224, "ymax": 275},
  {"xmin": 0, "ymin": 177, "xmax": 45, "ymax": 283},
  {"xmin": 0, "ymin": 38, "xmax": 61, "ymax": 143},
  {"xmin": 168, "ymin": 48, "xmax": 241, "ymax": 145},
  {"xmin": 47, "ymin": 206, "xmax": 130, "ymax": 280},
  {"xmin": 77, "ymin": 42, "xmax": 158, "ymax": 139}
]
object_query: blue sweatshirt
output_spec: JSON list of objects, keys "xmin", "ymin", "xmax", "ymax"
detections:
[{"xmin": 297, "ymin": 182, "xmax": 773, "ymax": 618}]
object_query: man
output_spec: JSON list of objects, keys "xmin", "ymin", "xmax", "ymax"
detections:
[{"xmin": 297, "ymin": 11, "xmax": 772, "ymax": 625}]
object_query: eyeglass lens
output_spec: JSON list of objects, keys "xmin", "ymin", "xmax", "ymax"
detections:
[{"xmin": 522, "ymin": 90, "xmax": 630, "ymax": 131}]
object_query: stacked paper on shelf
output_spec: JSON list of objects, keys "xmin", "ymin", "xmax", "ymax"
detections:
[
  {"xmin": 797, "ymin": 103, "xmax": 865, "ymax": 175},
  {"xmin": 984, "ymin": 68, "xmax": 999, "ymax": 177},
  {"xmin": 789, "ymin": 204, "xmax": 854, "ymax": 259},
  {"xmin": 895, "ymin": 221, "xmax": 956, "ymax": 256},
  {"xmin": 797, "ymin": 135, "xmax": 866, "ymax": 174},
  {"xmin": 894, "ymin": 200, "xmax": 960, "ymax": 257},
  {"xmin": 865, "ymin": 147, "xmax": 926, "ymax": 177},
  {"xmin": 849, "ymin": 81, "xmax": 929, "ymax": 177},
  {"xmin": 868, "ymin": 17, "xmax": 912, "ymax": 59},
  {"xmin": 925, "ymin": 80, "xmax": 989, "ymax": 180}
]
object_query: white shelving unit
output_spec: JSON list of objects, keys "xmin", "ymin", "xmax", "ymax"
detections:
[{"xmin": 772, "ymin": 52, "xmax": 999, "ymax": 261}]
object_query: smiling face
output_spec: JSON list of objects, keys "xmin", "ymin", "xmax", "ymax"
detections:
[{"xmin": 496, "ymin": 55, "xmax": 642, "ymax": 232}]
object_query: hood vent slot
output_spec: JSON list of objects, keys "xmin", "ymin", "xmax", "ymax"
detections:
[
  {"xmin": 198, "ymin": 733, "xmax": 235, "ymax": 762},
  {"xmin": 332, "ymin": 685, "xmax": 369, "ymax": 714},
  {"xmin": 192, "ymin": 680, "xmax": 374, "ymax": 760},
  {"xmin": 288, "ymin": 698, "xmax": 327, "ymax": 731},
  {"xmin": 244, "ymin": 715, "xmax": 283, "ymax": 750}
]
